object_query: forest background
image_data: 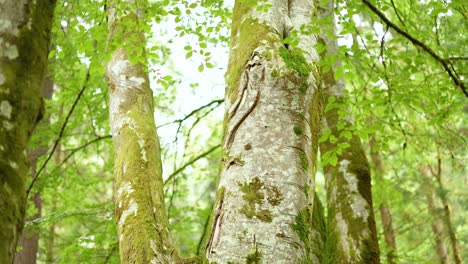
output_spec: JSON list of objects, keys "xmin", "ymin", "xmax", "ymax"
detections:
[{"xmin": 1, "ymin": 0, "xmax": 466, "ymax": 263}]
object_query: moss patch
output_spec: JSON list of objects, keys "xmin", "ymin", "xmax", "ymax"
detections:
[
  {"xmin": 265, "ymin": 185, "xmax": 283, "ymax": 206},
  {"xmin": 299, "ymin": 152, "xmax": 309, "ymax": 172},
  {"xmin": 293, "ymin": 125, "xmax": 303, "ymax": 136},
  {"xmin": 245, "ymin": 247, "xmax": 262, "ymax": 264},
  {"xmin": 239, "ymin": 177, "xmax": 282, "ymax": 223},
  {"xmin": 226, "ymin": 5, "xmax": 279, "ymax": 105},
  {"xmin": 279, "ymin": 46, "xmax": 312, "ymax": 78}
]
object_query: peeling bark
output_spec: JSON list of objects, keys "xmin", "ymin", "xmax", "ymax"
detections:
[
  {"xmin": 318, "ymin": 1, "xmax": 380, "ymax": 263},
  {"xmin": 0, "ymin": 1, "xmax": 56, "ymax": 263},
  {"xmin": 205, "ymin": 0, "xmax": 322, "ymax": 263},
  {"xmin": 106, "ymin": 1, "xmax": 178, "ymax": 263}
]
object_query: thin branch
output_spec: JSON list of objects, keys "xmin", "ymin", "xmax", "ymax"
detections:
[
  {"xmin": 389, "ymin": 0, "xmax": 406, "ymax": 27},
  {"xmin": 362, "ymin": 0, "xmax": 468, "ymax": 97},
  {"xmin": 51, "ymin": 135, "xmax": 112, "ymax": 173},
  {"xmin": 445, "ymin": 57, "xmax": 468, "ymax": 61},
  {"xmin": 26, "ymin": 68, "xmax": 91, "ymax": 198},
  {"xmin": 157, "ymin": 99, "xmax": 224, "ymax": 128},
  {"xmin": 164, "ymin": 144, "xmax": 221, "ymax": 186}
]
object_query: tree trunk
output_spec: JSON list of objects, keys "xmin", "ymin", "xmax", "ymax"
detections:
[
  {"xmin": 105, "ymin": 0, "xmax": 179, "ymax": 263},
  {"xmin": 432, "ymin": 155, "xmax": 463, "ymax": 264},
  {"xmin": 0, "ymin": 1, "xmax": 56, "ymax": 263},
  {"xmin": 318, "ymin": 1, "xmax": 380, "ymax": 263},
  {"xmin": 205, "ymin": 1, "xmax": 322, "ymax": 263},
  {"xmin": 426, "ymin": 190, "xmax": 448, "ymax": 264},
  {"xmin": 15, "ymin": 77, "xmax": 54, "ymax": 264},
  {"xmin": 379, "ymin": 205, "xmax": 397, "ymax": 264},
  {"xmin": 14, "ymin": 194, "xmax": 41, "ymax": 264},
  {"xmin": 370, "ymin": 137, "xmax": 397, "ymax": 264}
]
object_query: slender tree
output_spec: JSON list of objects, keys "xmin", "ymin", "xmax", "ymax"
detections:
[
  {"xmin": 318, "ymin": 1, "xmax": 380, "ymax": 263},
  {"xmin": 370, "ymin": 137, "xmax": 398, "ymax": 264},
  {"xmin": 106, "ymin": 0, "xmax": 180, "ymax": 262},
  {"xmin": 0, "ymin": 1, "xmax": 56, "ymax": 262}
]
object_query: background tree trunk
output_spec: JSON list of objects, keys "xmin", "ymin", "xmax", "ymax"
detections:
[
  {"xmin": 105, "ymin": 0, "xmax": 179, "ymax": 263},
  {"xmin": 205, "ymin": 0, "xmax": 322, "ymax": 263},
  {"xmin": 318, "ymin": 1, "xmax": 380, "ymax": 263},
  {"xmin": 15, "ymin": 78, "xmax": 54, "ymax": 264},
  {"xmin": 0, "ymin": 1, "xmax": 56, "ymax": 263},
  {"xmin": 370, "ymin": 136, "xmax": 397, "ymax": 264},
  {"xmin": 426, "ymin": 190, "xmax": 449, "ymax": 264}
]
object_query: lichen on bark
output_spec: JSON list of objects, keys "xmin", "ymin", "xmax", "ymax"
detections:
[
  {"xmin": 106, "ymin": 0, "xmax": 179, "ymax": 263},
  {"xmin": 206, "ymin": 1, "xmax": 322, "ymax": 263}
]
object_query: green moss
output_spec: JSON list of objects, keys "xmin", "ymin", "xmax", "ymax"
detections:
[
  {"xmin": 244, "ymin": 143, "xmax": 252, "ymax": 150},
  {"xmin": 265, "ymin": 185, "xmax": 283, "ymax": 206},
  {"xmin": 245, "ymin": 247, "xmax": 262, "ymax": 264},
  {"xmin": 299, "ymin": 82, "xmax": 307, "ymax": 94},
  {"xmin": 239, "ymin": 177, "xmax": 280, "ymax": 223},
  {"xmin": 271, "ymin": 68, "xmax": 279, "ymax": 78},
  {"xmin": 293, "ymin": 125, "xmax": 303, "ymax": 136},
  {"xmin": 290, "ymin": 206, "xmax": 313, "ymax": 263},
  {"xmin": 256, "ymin": 209, "xmax": 272, "ymax": 222},
  {"xmin": 299, "ymin": 152, "xmax": 309, "ymax": 172},
  {"xmin": 239, "ymin": 177, "xmax": 264, "ymax": 205},
  {"xmin": 226, "ymin": 1, "xmax": 280, "ymax": 105},
  {"xmin": 279, "ymin": 46, "xmax": 312, "ymax": 78}
]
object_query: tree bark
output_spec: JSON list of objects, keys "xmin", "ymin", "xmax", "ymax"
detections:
[
  {"xmin": 0, "ymin": 1, "xmax": 56, "ymax": 263},
  {"xmin": 379, "ymin": 205, "xmax": 397, "ymax": 264},
  {"xmin": 432, "ymin": 155, "xmax": 463, "ymax": 264},
  {"xmin": 106, "ymin": 0, "xmax": 179, "ymax": 263},
  {"xmin": 318, "ymin": 1, "xmax": 380, "ymax": 263},
  {"xmin": 426, "ymin": 190, "xmax": 448, "ymax": 264},
  {"xmin": 370, "ymin": 137, "xmax": 397, "ymax": 264},
  {"xmin": 15, "ymin": 77, "xmax": 54, "ymax": 264},
  {"xmin": 205, "ymin": 0, "xmax": 322, "ymax": 263}
]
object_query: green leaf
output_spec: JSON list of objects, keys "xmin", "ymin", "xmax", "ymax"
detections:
[{"xmin": 198, "ymin": 64, "xmax": 204, "ymax": 72}]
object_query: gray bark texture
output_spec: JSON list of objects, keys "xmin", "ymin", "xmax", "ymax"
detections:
[{"xmin": 205, "ymin": 0, "xmax": 322, "ymax": 263}]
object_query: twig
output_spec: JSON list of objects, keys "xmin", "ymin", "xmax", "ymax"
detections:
[
  {"xmin": 362, "ymin": 0, "xmax": 468, "ymax": 97},
  {"xmin": 50, "ymin": 135, "xmax": 112, "ymax": 174},
  {"xmin": 164, "ymin": 144, "xmax": 221, "ymax": 186},
  {"xmin": 157, "ymin": 99, "xmax": 224, "ymax": 128}
]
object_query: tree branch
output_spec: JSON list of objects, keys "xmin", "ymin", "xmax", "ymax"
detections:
[
  {"xmin": 164, "ymin": 144, "xmax": 221, "ymax": 186},
  {"xmin": 50, "ymin": 135, "xmax": 112, "ymax": 173},
  {"xmin": 362, "ymin": 0, "xmax": 468, "ymax": 97},
  {"xmin": 26, "ymin": 68, "xmax": 91, "ymax": 198},
  {"xmin": 157, "ymin": 99, "xmax": 224, "ymax": 128}
]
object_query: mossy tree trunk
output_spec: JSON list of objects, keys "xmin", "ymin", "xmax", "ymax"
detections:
[
  {"xmin": 318, "ymin": 1, "xmax": 380, "ymax": 263},
  {"xmin": 205, "ymin": 0, "xmax": 322, "ymax": 263},
  {"xmin": 105, "ymin": 0, "xmax": 179, "ymax": 263},
  {"xmin": 0, "ymin": 1, "xmax": 56, "ymax": 263}
]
